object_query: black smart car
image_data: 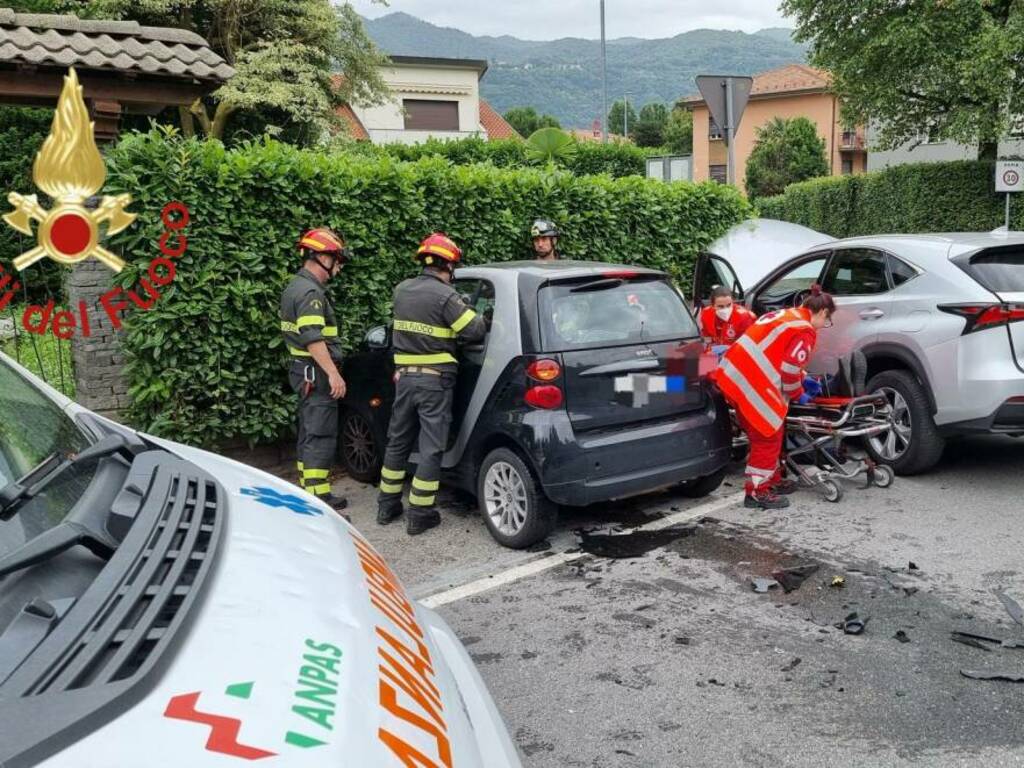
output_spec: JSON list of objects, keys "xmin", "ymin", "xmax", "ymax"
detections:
[{"xmin": 338, "ymin": 261, "xmax": 731, "ymax": 548}]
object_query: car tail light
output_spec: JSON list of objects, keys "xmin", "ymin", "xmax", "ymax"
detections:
[
  {"xmin": 527, "ymin": 359, "xmax": 561, "ymax": 382},
  {"xmin": 939, "ymin": 303, "xmax": 1024, "ymax": 334},
  {"xmin": 601, "ymin": 269, "xmax": 638, "ymax": 279},
  {"xmin": 525, "ymin": 385, "xmax": 563, "ymax": 409}
]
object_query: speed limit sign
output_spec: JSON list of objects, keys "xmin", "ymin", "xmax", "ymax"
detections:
[{"xmin": 996, "ymin": 160, "xmax": 1024, "ymax": 192}]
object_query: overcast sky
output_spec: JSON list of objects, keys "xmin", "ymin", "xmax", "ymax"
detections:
[{"xmin": 349, "ymin": 1, "xmax": 790, "ymax": 40}]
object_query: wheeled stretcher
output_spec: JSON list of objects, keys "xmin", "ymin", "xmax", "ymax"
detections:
[{"xmin": 782, "ymin": 393, "xmax": 896, "ymax": 502}]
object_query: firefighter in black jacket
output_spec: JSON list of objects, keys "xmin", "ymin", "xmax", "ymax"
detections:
[
  {"xmin": 376, "ymin": 233, "xmax": 487, "ymax": 535},
  {"xmin": 280, "ymin": 227, "xmax": 350, "ymax": 513}
]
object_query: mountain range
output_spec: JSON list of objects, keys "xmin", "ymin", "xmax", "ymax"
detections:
[{"xmin": 363, "ymin": 13, "xmax": 809, "ymax": 129}]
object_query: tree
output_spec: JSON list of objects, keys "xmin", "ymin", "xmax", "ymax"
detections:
[
  {"xmin": 503, "ymin": 106, "xmax": 561, "ymax": 138},
  {"xmin": 781, "ymin": 0, "xmax": 1024, "ymax": 159},
  {"xmin": 744, "ymin": 117, "xmax": 828, "ymax": 199},
  {"xmin": 10, "ymin": 0, "xmax": 392, "ymax": 143},
  {"xmin": 662, "ymin": 108, "xmax": 693, "ymax": 155},
  {"xmin": 607, "ymin": 100, "xmax": 638, "ymax": 139},
  {"xmin": 525, "ymin": 127, "xmax": 577, "ymax": 166},
  {"xmin": 632, "ymin": 102, "xmax": 668, "ymax": 148}
]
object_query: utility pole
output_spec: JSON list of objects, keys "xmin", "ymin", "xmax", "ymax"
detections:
[{"xmin": 600, "ymin": 0, "xmax": 608, "ymax": 143}]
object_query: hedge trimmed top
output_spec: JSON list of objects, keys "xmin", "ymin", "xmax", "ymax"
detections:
[{"xmin": 103, "ymin": 130, "xmax": 750, "ymax": 447}]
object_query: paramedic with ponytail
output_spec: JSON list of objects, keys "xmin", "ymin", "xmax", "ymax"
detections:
[
  {"xmin": 699, "ymin": 285, "xmax": 757, "ymax": 348},
  {"xmin": 715, "ymin": 285, "xmax": 836, "ymax": 510}
]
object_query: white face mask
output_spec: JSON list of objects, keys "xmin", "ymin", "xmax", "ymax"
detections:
[{"xmin": 715, "ymin": 306, "xmax": 734, "ymax": 322}]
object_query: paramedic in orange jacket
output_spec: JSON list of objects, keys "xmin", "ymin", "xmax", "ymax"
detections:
[
  {"xmin": 715, "ymin": 286, "xmax": 836, "ymax": 510},
  {"xmin": 698, "ymin": 285, "xmax": 757, "ymax": 347}
]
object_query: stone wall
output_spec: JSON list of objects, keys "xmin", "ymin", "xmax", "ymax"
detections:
[{"xmin": 66, "ymin": 260, "xmax": 128, "ymax": 420}]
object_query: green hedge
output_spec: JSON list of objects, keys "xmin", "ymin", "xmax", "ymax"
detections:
[
  {"xmin": 0, "ymin": 107, "xmax": 61, "ymax": 301},
  {"xmin": 758, "ymin": 160, "xmax": 1019, "ymax": 237},
  {"xmin": 103, "ymin": 130, "xmax": 750, "ymax": 447},
  {"xmin": 377, "ymin": 136, "xmax": 651, "ymax": 178}
]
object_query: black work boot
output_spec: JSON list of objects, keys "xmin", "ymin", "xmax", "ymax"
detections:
[
  {"xmin": 744, "ymin": 488, "xmax": 791, "ymax": 510},
  {"xmin": 376, "ymin": 498, "xmax": 404, "ymax": 526},
  {"xmin": 319, "ymin": 492, "xmax": 348, "ymax": 511},
  {"xmin": 406, "ymin": 508, "xmax": 441, "ymax": 536}
]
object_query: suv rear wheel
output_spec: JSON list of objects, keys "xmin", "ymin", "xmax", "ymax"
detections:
[
  {"xmin": 866, "ymin": 370, "xmax": 945, "ymax": 475},
  {"xmin": 478, "ymin": 448, "xmax": 556, "ymax": 549}
]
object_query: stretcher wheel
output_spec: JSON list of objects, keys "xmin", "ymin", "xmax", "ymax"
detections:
[
  {"xmin": 821, "ymin": 479, "xmax": 843, "ymax": 503},
  {"xmin": 871, "ymin": 464, "xmax": 895, "ymax": 489}
]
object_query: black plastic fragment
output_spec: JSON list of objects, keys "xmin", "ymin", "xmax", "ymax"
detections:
[
  {"xmin": 960, "ymin": 669, "xmax": 1024, "ymax": 683},
  {"xmin": 772, "ymin": 564, "xmax": 820, "ymax": 593}
]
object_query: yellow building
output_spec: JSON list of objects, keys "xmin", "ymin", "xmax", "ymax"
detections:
[{"xmin": 680, "ymin": 64, "xmax": 867, "ymax": 192}]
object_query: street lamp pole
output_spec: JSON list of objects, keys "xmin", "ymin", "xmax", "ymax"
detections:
[{"xmin": 600, "ymin": 0, "xmax": 608, "ymax": 143}]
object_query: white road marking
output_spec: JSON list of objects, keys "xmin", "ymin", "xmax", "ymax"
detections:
[{"xmin": 419, "ymin": 491, "xmax": 745, "ymax": 608}]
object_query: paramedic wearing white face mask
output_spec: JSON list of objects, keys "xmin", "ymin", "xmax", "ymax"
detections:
[{"xmin": 698, "ymin": 285, "xmax": 757, "ymax": 349}]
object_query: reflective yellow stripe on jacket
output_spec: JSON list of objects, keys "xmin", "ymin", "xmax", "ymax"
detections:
[
  {"xmin": 394, "ymin": 320, "xmax": 456, "ymax": 339},
  {"xmin": 450, "ymin": 309, "xmax": 477, "ymax": 333}
]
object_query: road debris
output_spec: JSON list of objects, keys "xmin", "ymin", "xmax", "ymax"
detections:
[
  {"xmin": 772, "ymin": 564, "xmax": 820, "ymax": 593},
  {"xmin": 908, "ymin": 561, "xmax": 920, "ymax": 571},
  {"xmin": 838, "ymin": 612, "xmax": 867, "ymax": 635},
  {"xmin": 831, "ymin": 575, "xmax": 846, "ymax": 588},
  {"xmin": 781, "ymin": 657, "xmax": 802, "ymax": 672},
  {"xmin": 950, "ymin": 630, "xmax": 1024, "ymax": 651},
  {"xmin": 894, "ymin": 630, "xmax": 910, "ymax": 643},
  {"xmin": 960, "ymin": 669, "xmax": 1024, "ymax": 683},
  {"xmin": 994, "ymin": 590, "xmax": 1024, "ymax": 626},
  {"xmin": 751, "ymin": 577, "xmax": 780, "ymax": 593}
]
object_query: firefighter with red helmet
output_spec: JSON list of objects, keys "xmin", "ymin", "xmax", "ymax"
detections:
[
  {"xmin": 376, "ymin": 233, "xmax": 487, "ymax": 536},
  {"xmin": 280, "ymin": 227, "xmax": 351, "ymax": 513}
]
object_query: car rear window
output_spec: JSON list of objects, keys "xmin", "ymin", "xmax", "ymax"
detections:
[
  {"xmin": 539, "ymin": 277, "xmax": 699, "ymax": 351},
  {"xmin": 965, "ymin": 248, "xmax": 1024, "ymax": 292}
]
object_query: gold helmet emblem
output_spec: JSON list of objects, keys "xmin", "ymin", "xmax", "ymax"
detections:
[{"xmin": 4, "ymin": 67, "xmax": 136, "ymax": 272}]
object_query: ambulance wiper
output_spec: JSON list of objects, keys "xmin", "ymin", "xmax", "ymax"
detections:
[{"xmin": 0, "ymin": 434, "xmax": 138, "ymax": 520}]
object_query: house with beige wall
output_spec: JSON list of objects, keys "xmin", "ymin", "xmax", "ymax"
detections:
[
  {"xmin": 342, "ymin": 55, "xmax": 517, "ymax": 145},
  {"xmin": 680, "ymin": 64, "xmax": 866, "ymax": 193}
]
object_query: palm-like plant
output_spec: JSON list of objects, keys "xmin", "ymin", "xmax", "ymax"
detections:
[{"xmin": 525, "ymin": 127, "xmax": 578, "ymax": 166}]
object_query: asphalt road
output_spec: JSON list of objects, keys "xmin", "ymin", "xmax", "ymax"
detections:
[{"xmin": 331, "ymin": 435, "xmax": 1024, "ymax": 768}]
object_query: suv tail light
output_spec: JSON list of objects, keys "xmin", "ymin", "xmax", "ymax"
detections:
[
  {"xmin": 939, "ymin": 303, "xmax": 1024, "ymax": 334},
  {"xmin": 525, "ymin": 385, "xmax": 563, "ymax": 409},
  {"xmin": 527, "ymin": 359, "xmax": 561, "ymax": 382}
]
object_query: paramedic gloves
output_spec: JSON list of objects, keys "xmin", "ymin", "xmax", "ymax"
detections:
[
  {"xmin": 802, "ymin": 376, "xmax": 823, "ymax": 398},
  {"xmin": 711, "ymin": 344, "xmax": 730, "ymax": 359},
  {"xmin": 797, "ymin": 392, "xmax": 814, "ymax": 405}
]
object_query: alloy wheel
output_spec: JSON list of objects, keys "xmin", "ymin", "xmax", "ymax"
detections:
[
  {"xmin": 483, "ymin": 461, "xmax": 529, "ymax": 536},
  {"xmin": 342, "ymin": 413, "xmax": 377, "ymax": 476},
  {"xmin": 869, "ymin": 386, "xmax": 913, "ymax": 461}
]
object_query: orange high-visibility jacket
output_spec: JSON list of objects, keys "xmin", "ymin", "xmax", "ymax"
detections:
[
  {"xmin": 698, "ymin": 304, "xmax": 757, "ymax": 346},
  {"xmin": 716, "ymin": 307, "xmax": 817, "ymax": 437}
]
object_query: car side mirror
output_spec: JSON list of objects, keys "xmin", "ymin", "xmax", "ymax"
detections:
[{"xmin": 365, "ymin": 325, "xmax": 390, "ymax": 350}]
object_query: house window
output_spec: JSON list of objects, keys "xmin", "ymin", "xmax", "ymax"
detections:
[
  {"xmin": 403, "ymin": 100, "xmax": 460, "ymax": 131},
  {"xmin": 709, "ymin": 165, "xmax": 727, "ymax": 183},
  {"xmin": 841, "ymin": 156, "xmax": 854, "ymax": 175},
  {"xmin": 709, "ymin": 115, "xmax": 724, "ymax": 140}
]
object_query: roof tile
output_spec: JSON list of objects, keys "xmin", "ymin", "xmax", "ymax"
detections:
[
  {"xmin": 479, "ymin": 99, "xmax": 519, "ymax": 140},
  {"xmin": 682, "ymin": 64, "xmax": 831, "ymax": 105},
  {"xmin": 0, "ymin": 7, "xmax": 234, "ymax": 82}
]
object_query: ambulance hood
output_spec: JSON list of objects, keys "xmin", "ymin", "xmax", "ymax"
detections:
[{"xmin": 35, "ymin": 435, "xmax": 516, "ymax": 768}]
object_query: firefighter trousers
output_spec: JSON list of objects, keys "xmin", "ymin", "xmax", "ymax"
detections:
[
  {"xmin": 289, "ymin": 360, "xmax": 339, "ymax": 498},
  {"xmin": 377, "ymin": 371, "xmax": 455, "ymax": 517}
]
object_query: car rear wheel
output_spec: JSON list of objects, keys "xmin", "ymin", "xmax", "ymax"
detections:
[
  {"xmin": 679, "ymin": 468, "xmax": 726, "ymax": 498},
  {"xmin": 865, "ymin": 370, "xmax": 945, "ymax": 476},
  {"xmin": 477, "ymin": 448, "xmax": 556, "ymax": 549},
  {"xmin": 338, "ymin": 408, "xmax": 383, "ymax": 484}
]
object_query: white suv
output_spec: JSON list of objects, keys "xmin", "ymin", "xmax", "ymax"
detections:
[{"xmin": 696, "ymin": 224, "xmax": 1024, "ymax": 475}]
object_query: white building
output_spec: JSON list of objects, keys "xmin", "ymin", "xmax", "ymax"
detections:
[
  {"xmin": 340, "ymin": 55, "xmax": 518, "ymax": 145},
  {"xmin": 866, "ymin": 123, "xmax": 1024, "ymax": 171}
]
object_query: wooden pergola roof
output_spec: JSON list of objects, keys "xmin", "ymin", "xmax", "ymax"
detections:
[{"xmin": 0, "ymin": 7, "xmax": 234, "ymax": 139}]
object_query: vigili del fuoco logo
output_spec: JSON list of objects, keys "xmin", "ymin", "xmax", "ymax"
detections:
[{"xmin": 0, "ymin": 66, "xmax": 190, "ymax": 339}]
